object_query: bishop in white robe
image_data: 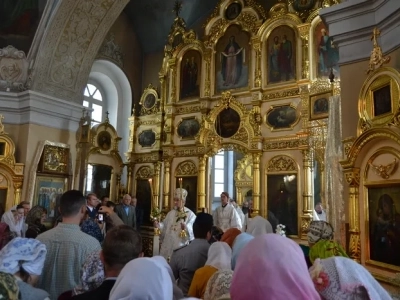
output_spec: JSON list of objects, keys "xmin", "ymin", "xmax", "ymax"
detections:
[
  {"xmin": 213, "ymin": 192, "xmax": 242, "ymax": 232},
  {"xmin": 155, "ymin": 188, "xmax": 196, "ymax": 260}
]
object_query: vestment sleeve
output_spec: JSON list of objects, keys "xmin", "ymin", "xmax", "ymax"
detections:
[
  {"xmin": 231, "ymin": 208, "xmax": 242, "ymax": 231},
  {"xmin": 185, "ymin": 211, "xmax": 196, "ymax": 240}
]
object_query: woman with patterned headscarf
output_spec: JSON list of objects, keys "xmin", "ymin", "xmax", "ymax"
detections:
[
  {"xmin": 204, "ymin": 270, "xmax": 233, "ymax": 300},
  {"xmin": 0, "ymin": 237, "xmax": 49, "ymax": 300},
  {"xmin": 309, "ymin": 257, "xmax": 392, "ymax": 300},
  {"xmin": 307, "ymin": 220, "xmax": 348, "ymax": 263},
  {"xmin": 0, "ymin": 272, "xmax": 19, "ymax": 300},
  {"xmin": 25, "ymin": 205, "xmax": 48, "ymax": 238}
]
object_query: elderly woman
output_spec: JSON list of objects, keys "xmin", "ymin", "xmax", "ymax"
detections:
[
  {"xmin": 188, "ymin": 242, "xmax": 232, "ymax": 299},
  {"xmin": 0, "ymin": 237, "xmax": 49, "ymax": 300},
  {"xmin": 309, "ymin": 257, "xmax": 392, "ymax": 299},
  {"xmin": 221, "ymin": 228, "xmax": 241, "ymax": 248},
  {"xmin": 231, "ymin": 233, "xmax": 253, "ymax": 270},
  {"xmin": 231, "ymin": 234, "xmax": 320, "ymax": 300},
  {"xmin": 307, "ymin": 220, "xmax": 348, "ymax": 263},
  {"xmin": 1, "ymin": 205, "xmax": 25, "ymax": 237},
  {"xmin": 25, "ymin": 206, "xmax": 48, "ymax": 238}
]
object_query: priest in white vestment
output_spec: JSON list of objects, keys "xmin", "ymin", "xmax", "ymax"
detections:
[
  {"xmin": 213, "ymin": 192, "xmax": 242, "ymax": 232},
  {"xmin": 230, "ymin": 199, "xmax": 246, "ymax": 231},
  {"xmin": 313, "ymin": 202, "xmax": 327, "ymax": 221},
  {"xmin": 154, "ymin": 188, "xmax": 196, "ymax": 260}
]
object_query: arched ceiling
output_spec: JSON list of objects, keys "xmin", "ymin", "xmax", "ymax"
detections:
[{"xmin": 124, "ymin": 0, "xmax": 279, "ymax": 54}]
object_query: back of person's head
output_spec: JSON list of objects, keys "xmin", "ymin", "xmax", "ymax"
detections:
[
  {"xmin": 193, "ymin": 212, "xmax": 213, "ymax": 239},
  {"xmin": 106, "ymin": 201, "xmax": 116, "ymax": 208},
  {"xmin": 102, "ymin": 225, "xmax": 143, "ymax": 270},
  {"xmin": 209, "ymin": 226, "xmax": 224, "ymax": 244},
  {"xmin": 60, "ymin": 190, "xmax": 86, "ymax": 218}
]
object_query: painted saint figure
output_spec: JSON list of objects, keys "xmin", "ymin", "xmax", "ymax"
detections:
[
  {"xmin": 221, "ymin": 36, "xmax": 243, "ymax": 86},
  {"xmin": 181, "ymin": 57, "xmax": 198, "ymax": 98},
  {"xmin": 269, "ymin": 36, "xmax": 281, "ymax": 82},
  {"xmin": 318, "ymin": 28, "xmax": 339, "ymax": 76},
  {"xmin": 280, "ymin": 34, "xmax": 292, "ymax": 81}
]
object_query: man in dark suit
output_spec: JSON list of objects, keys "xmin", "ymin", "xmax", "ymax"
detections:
[
  {"xmin": 71, "ymin": 225, "xmax": 143, "ymax": 300},
  {"xmin": 114, "ymin": 194, "xmax": 136, "ymax": 229},
  {"xmin": 86, "ymin": 193, "xmax": 99, "ymax": 219},
  {"xmin": 131, "ymin": 196, "xmax": 143, "ymax": 231}
]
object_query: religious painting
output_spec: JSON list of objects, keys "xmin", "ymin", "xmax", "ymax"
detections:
[
  {"xmin": 267, "ymin": 25, "xmax": 296, "ymax": 84},
  {"xmin": 215, "ymin": 25, "xmax": 249, "ymax": 93},
  {"xmin": 215, "ymin": 108, "xmax": 241, "ymax": 138},
  {"xmin": 373, "ymin": 84, "xmax": 392, "ymax": 117},
  {"xmin": 309, "ymin": 91, "xmax": 330, "ymax": 120},
  {"xmin": 97, "ymin": 131, "xmax": 112, "ymax": 151},
  {"xmin": 138, "ymin": 130, "xmax": 156, "ymax": 148},
  {"xmin": 177, "ymin": 117, "xmax": 200, "ymax": 140},
  {"xmin": 367, "ymin": 184, "xmax": 400, "ymax": 269},
  {"xmin": 315, "ymin": 21, "xmax": 340, "ymax": 78},
  {"xmin": 225, "ymin": 2, "xmax": 242, "ymax": 20},
  {"xmin": 267, "ymin": 174, "xmax": 298, "ymax": 236},
  {"xmin": 180, "ymin": 50, "xmax": 201, "ymax": 100},
  {"xmin": 265, "ymin": 105, "xmax": 298, "ymax": 130},
  {"xmin": 40, "ymin": 145, "xmax": 69, "ymax": 175},
  {"xmin": 292, "ymin": 0, "xmax": 316, "ymax": 12},
  {"xmin": 136, "ymin": 179, "xmax": 152, "ymax": 226},
  {"xmin": 0, "ymin": 1, "xmax": 43, "ymax": 54},
  {"xmin": 143, "ymin": 93, "xmax": 156, "ymax": 109},
  {"xmin": 175, "ymin": 177, "xmax": 197, "ymax": 213},
  {"xmin": 34, "ymin": 176, "xmax": 67, "ymax": 223}
]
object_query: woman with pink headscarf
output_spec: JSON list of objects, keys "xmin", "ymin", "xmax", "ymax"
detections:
[{"xmin": 231, "ymin": 234, "xmax": 320, "ymax": 300}]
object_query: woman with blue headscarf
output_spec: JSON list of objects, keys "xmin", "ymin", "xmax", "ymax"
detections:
[
  {"xmin": 0, "ymin": 237, "xmax": 49, "ymax": 300},
  {"xmin": 231, "ymin": 233, "xmax": 254, "ymax": 270}
]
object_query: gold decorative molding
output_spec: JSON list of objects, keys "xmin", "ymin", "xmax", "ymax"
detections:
[
  {"xmin": 366, "ymin": 28, "xmax": 390, "ymax": 74},
  {"xmin": 175, "ymin": 160, "xmax": 198, "ymax": 176},
  {"xmin": 267, "ymin": 155, "xmax": 297, "ymax": 172},
  {"xmin": 175, "ymin": 105, "xmax": 201, "ymax": 114},
  {"xmin": 368, "ymin": 158, "xmax": 398, "ymax": 179},
  {"xmin": 132, "ymin": 153, "xmax": 161, "ymax": 164},
  {"xmin": 262, "ymin": 88, "xmax": 300, "ymax": 101},
  {"xmin": 136, "ymin": 166, "xmax": 153, "ymax": 180},
  {"xmin": 263, "ymin": 135, "xmax": 307, "ymax": 151}
]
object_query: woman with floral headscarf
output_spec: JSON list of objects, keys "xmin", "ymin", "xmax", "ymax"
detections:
[
  {"xmin": 309, "ymin": 257, "xmax": 392, "ymax": 300},
  {"xmin": 231, "ymin": 234, "xmax": 320, "ymax": 300},
  {"xmin": 188, "ymin": 242, "xmax": 232, "ymax": 299},
  {"xmin": 0, "ymin": 272, "xmax": 19, "ymax": 300},
  {"xmin": 307, "ymin": 220, "xmax": 348, "ymax": 263},
  {"xmin": 25, "ymin": 205, "xmax": 48, "ymax": 238},
  {"xmin": 0, "ymin": 237, "xmax": 49, "ymax": 300},
  {"xmin": 204, "ymin": 270, "xmax": 233, "ymax": 300}
]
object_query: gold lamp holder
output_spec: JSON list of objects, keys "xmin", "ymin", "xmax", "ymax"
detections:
[{"xmin": 178, "ymin": 177, "xmax": 187, "ymax": 238}]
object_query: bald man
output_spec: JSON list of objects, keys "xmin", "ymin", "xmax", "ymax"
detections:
[{"xmin": 114, "ymin": 194, "xmax": 136, "ymax": 229}]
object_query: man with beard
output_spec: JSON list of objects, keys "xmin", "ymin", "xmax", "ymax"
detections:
[{"xmin": 313, "ymin": 202, "xmax": 327, "ymax": 221}]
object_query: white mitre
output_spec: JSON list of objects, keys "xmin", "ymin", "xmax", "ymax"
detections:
[{"xmin": 174, "ymin": 188, "xmax": 188, "ymax": 200}]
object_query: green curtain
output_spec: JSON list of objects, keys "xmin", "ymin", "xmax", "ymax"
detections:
[{"xmin": 0, "ymin": 0, "xmax": 38, "ymax": 30}]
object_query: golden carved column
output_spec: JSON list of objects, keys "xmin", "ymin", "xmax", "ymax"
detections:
[
  {"xmin": 198, "ymin": 155, "xmax": 208, "ymax": 212},
  {"xmin": 169, "ymin": 61, "xmax": 177, "ymax": 103},
  {"xmin": 204, "ymin": 49, "xmax": 211, "ymax": 97},
  {"xmin": 252, "ymin": 37, "xmax": 262, "ymax": 88},
  {"xmin": 252, "ymin": 153, "xmax": 261, "ymax": 216},
  {"xmin": 345, "ymin": 168, "xmax": 361, "ymax": 262},
  {"xmin": 301, "ymin": 149, "xmax": 314, "ymax": 238},
  {"xmin": 236, "ymin": 188, "xmax": 243, "ymax": 206},
  {"xmin": 162, "ymin": 159, "xmax": 171, "ymax": 210},
  {"xmin": 153, "ymin": 162, "xmax": 162, "ymax": 208},
  {"xmin": 13, "ymin": 181, "xmax": 22, "ymax": 206},
  {"xmin": 297, "ymin": 23, "xmax": 311, "ymax": 79}
]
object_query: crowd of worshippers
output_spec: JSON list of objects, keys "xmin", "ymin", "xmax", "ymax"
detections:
[{"xmin": 0, "ymin": 188, "xmax": 394, "ymax": 300}]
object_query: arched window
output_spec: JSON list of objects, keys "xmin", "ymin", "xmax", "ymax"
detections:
[{"xmin": 83, "ymin": 83, "xmax": 103, "ymax": 124}]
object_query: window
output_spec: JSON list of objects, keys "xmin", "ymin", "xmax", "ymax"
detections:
[
  {"xmin": 83, "ymin": 83, "xmax": 103, "ymax": 125},
  {"xmin": 214, "ymin": 151, "xmax": 225, "ymax": 197}
]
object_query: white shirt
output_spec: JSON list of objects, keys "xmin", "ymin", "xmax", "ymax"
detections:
[
  {"xmin": 313, "ymin": 209, "xmax": 327, "ymax": 222},
  {"xmin": 213, "ymin": 203, "xmax": 242, "ymax": 232}
]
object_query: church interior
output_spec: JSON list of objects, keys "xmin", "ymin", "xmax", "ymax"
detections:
[{"xmin": 1, "ymin": 0, "xmax": 400, "ymax": 294}]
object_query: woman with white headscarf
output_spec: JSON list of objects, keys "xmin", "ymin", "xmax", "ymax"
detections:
[
  {"xmin": 245, "ymin": 216, "xmax": 273, "ymax": 237},
  {"xmin": 109, "ymin": 257, "xmax": 173, "ymax": 300},
  {"xmin": 188, "ymin": 242, "xmax": 232, "ymax": 299},
  {"xmin": 0, "ymin": 237, "xmax": 49, "ymax": 300},
  {"xmin": 309, "ymin": 257, "xmax": 392, "ymax": 300},
  {"xmin": 1, "ymin": 205, "xmax": 25, "ymax": 237},
  {"xmin": 152, "ymin": 256, "xmax": 184, "ymax": 300}
]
